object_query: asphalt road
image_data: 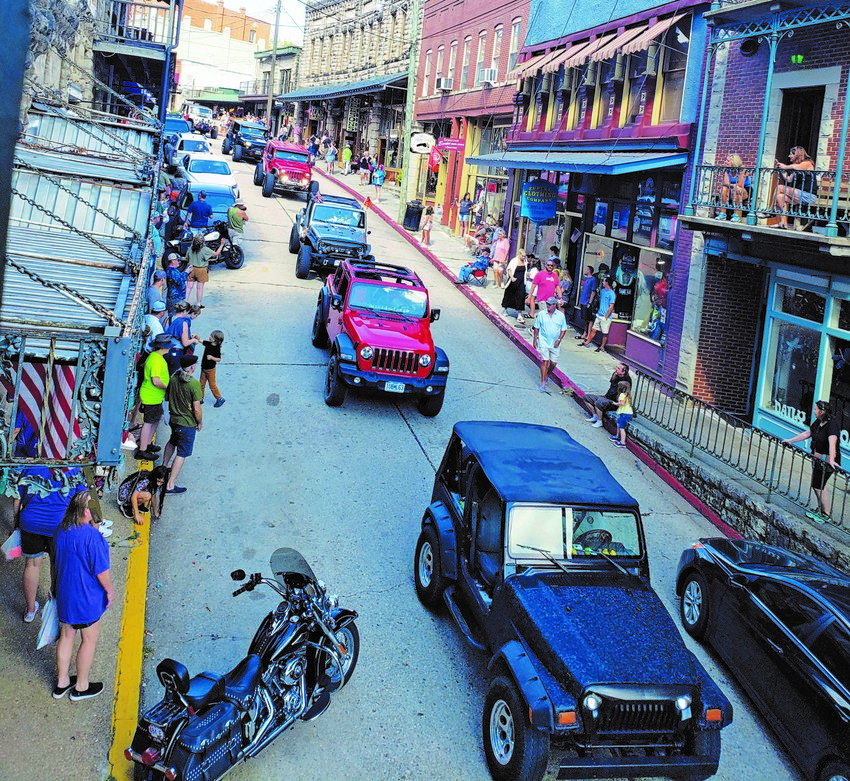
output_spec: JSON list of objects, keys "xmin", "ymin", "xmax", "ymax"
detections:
[{"xmin": 138, "ymin": 152, "xmax": 801, "ymax": 781}]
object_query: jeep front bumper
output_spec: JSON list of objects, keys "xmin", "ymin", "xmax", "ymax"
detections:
[
  {"xmin": 553, "ymin": 751, "xmax": 719, "ymax": 780},
  {"xmin": 336, "ymin": 363, "xmax": 448, "ymax": 395}
]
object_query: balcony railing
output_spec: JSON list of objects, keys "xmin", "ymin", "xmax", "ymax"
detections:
[
  {"xmin": 239, "ymin": 79, "xmax": 270, "ymax": 96},
  {"xmin": 688, "ymin": 164, "xmax": 850, "ymax": 232},
  {"xmin": 633, "ymin": 372, "xmax": 850, "ymax": 536},
  {"xmin": 94, "ymin": 0, "xmax": 176, "ymax": 48}
]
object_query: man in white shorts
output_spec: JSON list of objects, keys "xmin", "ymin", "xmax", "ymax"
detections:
[
  {"xmin": 581, "ymin": 276, "xmax": 616, "ymax": 352},
  {"xmin": 532, "ymin": 296, "xmax": 568, "ymax": 391}
]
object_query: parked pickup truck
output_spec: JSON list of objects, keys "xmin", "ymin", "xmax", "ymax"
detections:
[{"xmin": 414, "ymin": 421, "xmax": 733, "ymax": 781}]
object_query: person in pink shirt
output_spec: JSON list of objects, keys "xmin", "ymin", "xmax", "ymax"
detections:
[
  {"xmin": 490, "ymin": 228, "xmax": 511, "ymax": 288},
  {"xmin": 528, "ymin": 258, "xmax": 563, "ymax": 319}
]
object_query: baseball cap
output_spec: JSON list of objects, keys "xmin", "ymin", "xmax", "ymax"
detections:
[
  {"xmin": 167, "ymin": 252, "xmax": 178, "ymax": 262},
  {"xmin": 153, "ymin": 270, "xmax": 166, "ymax": 280},
  {"xmin": 151, "ymin": 300, "xmax": 167, "ymax": 312},
  {"xmin": 198, "ymin": 190, "xmax": 207, "ymax": 198},
  {"xmin": 546, "ymin": 296, "xmax": 559, "ymax": 305}
]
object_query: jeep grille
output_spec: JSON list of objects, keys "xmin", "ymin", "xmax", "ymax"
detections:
[
  {"xmin": 598, "ymin": 701, "xmax": 679, "ymax": 733},
  {"xmin": 372, "ymin": 348, "xmax": 419, "ymax": 374}
]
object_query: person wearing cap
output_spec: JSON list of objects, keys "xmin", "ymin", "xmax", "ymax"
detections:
[
  {"xmin": 136, "ymin": 333, "xmax": 173, "ymax": 460},
  {"xmin": 227, "ymin": 201, "xmax": 249, "ymax": 247},
  {"xmin": 143, "ymin": 300, "xmax": 167, "ymax": 351},
  {"xmin": 147, "ymin": 270, "xmax": 167, "ymax": 312},
  {"xmin": 183, "ymin": 190, "xmax": 213, "ymax": 230},
  {"xmin": 165, "ymin": 253, "xmax": 189, "ymax": 319},
  {"xmin": 581, "ymin": 276, "xmax": 616, "ymax": 352},
  {"xmin": 532, "ymin": 296, "xmax": 568, "ymax": 392},
  {"xmin": 161, "ymin": 354, "xmax": 203, "ymax": 495},
  {"xmin": 528, "ymin": 257, "xmax": 563, "ymax": 320}
]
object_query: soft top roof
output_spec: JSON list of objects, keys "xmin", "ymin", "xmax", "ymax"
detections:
[
  {"xmin": 453, "ymin": 421, "xmax": 639, "ymax": 508},
  {"xmin": 270, "ymin": 140, "xmax": 308, "ymax": 152}
]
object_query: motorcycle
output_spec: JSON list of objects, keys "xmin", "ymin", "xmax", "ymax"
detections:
[
  {"xmin": 166, "ymin": 220, "xmax": 245, "ymax": 270},
  {"xmin": 125, "ymin": 548, "xmax": 359, "ymax": 781}
]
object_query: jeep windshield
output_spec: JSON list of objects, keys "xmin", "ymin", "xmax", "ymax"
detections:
[
  {"xmin": 274, "ymin": 150, "xmax": 309, "ymax": 164},
  {"xmin": 312, "ymin": 205, "xmax": 365, "ymax": 228},
  {"xmin": 240, "ymin": 127, "xmax": 267, "ymax": 140},
  {"xmin": 507, "ymin": 504, "xmax": 642, "ymax": 563},
  {"xmin": 348, "ymin": 283, "xmax": 428, "ymax": 318}
]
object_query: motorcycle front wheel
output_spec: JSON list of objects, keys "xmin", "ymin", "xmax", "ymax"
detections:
[
  {"xmin": 326, "ymin": 622, "xmax": 360, "ymax": 690},
  {"xmin": 224, "ymin": 245, "xmax": 245, "ymax": 269}
]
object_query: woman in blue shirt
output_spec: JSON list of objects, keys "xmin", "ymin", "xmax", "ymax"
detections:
[{"xmin": 51, "ymin": 491, "xmax": 114, "ymax": 701}]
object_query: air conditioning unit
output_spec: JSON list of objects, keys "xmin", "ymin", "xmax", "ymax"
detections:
[
  {"xmin": 582, "ymin": 62, "xmax": 598, "ymax": 87},
  {"xmin": 480, "ymin": 67, "xmax": 498, "ymax": 85},
  {"xmin": 435, "ymin": 77, "xmax": 453, "ymax": 91}
]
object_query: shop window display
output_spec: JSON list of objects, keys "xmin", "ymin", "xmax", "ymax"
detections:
[
  {"xmin": 767, "ymin": 320, "xmax": 820, "ymax": 425},
  {"xmin": 593, "ymin": 201, "xmax": 608, "ymax": 234},
  {"xmin": 777, "ymin": 284, "xmax": 825, "ymax": 323},
  {"xmin": 830, "ymin": 337, "xmax": 850, "ymax": 445}
]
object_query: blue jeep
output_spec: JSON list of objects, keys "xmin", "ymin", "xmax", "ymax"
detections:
[{"xmin": 414, "ymin": 421, "xmax": 732, "ymax": 781}]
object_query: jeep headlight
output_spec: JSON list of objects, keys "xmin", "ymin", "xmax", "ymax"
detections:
[
  {"xmin": 360, "ymin": 346, "xmax": 373, "ymax": 360},
  {"xmin": 583, "ymin": 694, "xmax": 602, "ymax": 712},
  {"xmin": 419, "ymin": 354, "xmax": 432, "ymax": 367},
  {"xmin": 244, "ymin": 141, "xmax": 252, "ymax": 148},
  {"xmin": 318, "ymin": 242, "xmax": 328, "ymax": 253},
  {"xmin": 675, "ymin": 694, "xmax": 692, "ymax": 720}
]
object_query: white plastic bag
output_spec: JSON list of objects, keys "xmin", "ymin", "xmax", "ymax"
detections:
[
  {"xmin": 2, "ymin": 529, "xmax": 21, "ymax": 561},
  {"xmin": 37, "ymin": 594, "xmax": 59, "ymax": 649}
]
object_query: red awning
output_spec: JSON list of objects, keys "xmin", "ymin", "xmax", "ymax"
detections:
[
  {"xmin": 621, "ymin": 13, "xmax": 687, "ymax": 56},
  {"xmin": 512, "ymin": 51, "xmax": 550, "ymax": 79},
  {"xmin": 590, "ymin": 24, "xmax": 650, "ymax": 63},
  {"xmin": 561, "ymin": 33, "xmax": 616, "ymax": 69}
]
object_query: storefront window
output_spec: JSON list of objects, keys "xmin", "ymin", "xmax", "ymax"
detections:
[
  {"xmin": 612, "ymin": 203, "xmax": 631, "ymax": 240},
  {"xmin": 593, "ymin": 200, "xmax": 608, "ymax": 234},
  {"xmin": 829, "ymin": 336, "xmax": 850, "ymax": 444},
  {"xmin": 777, "ymin": 284, "xmax": 825, "ymax": 323},
  {"xmin": 767, "ymin": 320, "xmax": 820, "ymax": 425},
  {"xmin": 631, "ymin": 252, "xmax": 670, "ymax": 343}
]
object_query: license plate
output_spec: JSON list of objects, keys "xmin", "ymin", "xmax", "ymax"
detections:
[{"xmin": 384, "ymin": 381, "xmax": 405, "ymax": 393}]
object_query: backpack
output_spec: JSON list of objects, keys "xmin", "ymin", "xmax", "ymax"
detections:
[{"xmin": 117, "ymin": 470, "xmax": 150, "ymax": 519}]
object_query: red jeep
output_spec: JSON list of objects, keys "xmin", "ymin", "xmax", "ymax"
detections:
[
  {"xmin": 253, "ymin": 140, "xmax": 312, "ymax": 198},
  {"xmin": 311, "ymin": 260, "xmax": 449, "ymax": 416}
]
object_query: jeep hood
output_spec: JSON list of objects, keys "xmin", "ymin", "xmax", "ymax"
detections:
[
  {"xmin": 500, "ymin": 572, "xmax": 703, "ymax": 688},
  {"xmin": 310, "ymin": 223, "xmax": 365, "ymax": 244},
  {"xmin": 346, "ymin": 312, "xmax": 434, "ymax": 352}
]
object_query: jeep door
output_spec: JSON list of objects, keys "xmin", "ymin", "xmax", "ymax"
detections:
[{"xmin": 326, "ymin": 266, "xmax": 350, "ymax": 342}]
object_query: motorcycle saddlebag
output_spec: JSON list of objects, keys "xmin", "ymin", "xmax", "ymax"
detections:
[{"xmin": 169, "ymin": 702, "xmax": 241, "ymax": 781}]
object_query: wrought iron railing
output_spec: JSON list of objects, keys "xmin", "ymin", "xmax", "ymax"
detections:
[
  {"xmin": 240, "ymin": 79, "xmax": 270, "ymax": 96},
  {"xmin": 93, "ymin": 0, "xmax": 176, "ymax": 47},
  {"xmin": 688, "ymin": 164, "xmax": 850, "ymax": 229},
  {"xmin": 632, "ymin": 372, "xmax": 850, "ymax": 536}
]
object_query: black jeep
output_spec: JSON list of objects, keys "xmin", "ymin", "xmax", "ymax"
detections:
[
  {"xmin": 289, "ymin": 183, "xmax": 373, "ymax": 279},
  {"xmin": 221, "ymin": 120, "xmax": 268, "ymax": 163},
  {"xmin": 414, "ymin": 421, "xmax": 732, "ymax": 781}
]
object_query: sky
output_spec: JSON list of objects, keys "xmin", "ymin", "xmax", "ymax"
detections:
[{"xmin": 227, "ymin": 0, "xmax": 307, "ymax": 44}]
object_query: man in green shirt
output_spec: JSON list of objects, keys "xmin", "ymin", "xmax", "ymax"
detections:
[
  {"xmin": 162, "ymin": 355, "xmax": 203, "ymax": 494},
  {"xmin": 227, "ymin": 202, "xmax": 249, "ymax": 248},
  {"xmin": 136, "ymin": 333, "xmax": 172, "ymax": 460},
  {"xmin": 341, "ymin": 144, "xmax": 353, "ymax": 175}
]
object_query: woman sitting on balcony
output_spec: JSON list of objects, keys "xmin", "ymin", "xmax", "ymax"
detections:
[
  {"xmin": 717, "ymin": 154, "xmax": 751, "ymax": 222},
  {"xmin": 774, "ymin": 146, "xmax": 817, "ymax": 229}
]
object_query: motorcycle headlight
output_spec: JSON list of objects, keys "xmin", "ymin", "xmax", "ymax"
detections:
[
  {"xmin": 360, "ymin": 346, "xmax": 373, "ymax": 360},
  {"xmin": 419, "ymin": 354, "xmax": 432, "ymax": 367}
]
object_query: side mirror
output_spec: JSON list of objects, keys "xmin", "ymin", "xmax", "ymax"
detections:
[
  {"xmin": 430, "ymin": 308, "xmax": 441, "ymax": 322},
  {"xmin": 331, "ymin": 294, "xmax": 343, "ymax": 310},
  {"xmin": 309, "ymin": 180, "xmax": 320, "ymax": 195},
  {"xmin": 230, "ymin": 569, "xmax": 246, "ymax": 581}
]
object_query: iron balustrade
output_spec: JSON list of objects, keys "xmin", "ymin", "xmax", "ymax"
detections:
[
  {"xmin": 688, "ymin": 164, "xmax": 850, "ymax": 231},
  {"xmin": 240, "ymin": 80, "xmax": 271, "ymax": 96},
  {"xmin": 632, "ymin": 372, "xmax": 850, "ymax": 536},
  {"xmin": 94, "ymin": 0, "xmax": 176, "ymax": 47}
]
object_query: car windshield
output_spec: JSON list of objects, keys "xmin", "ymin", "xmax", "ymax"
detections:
[
  {"xmin": 240, "ymin": 126, "xmax": 266, "ymax": 139},
  {"xmin": 165, "ymin": 118, "xmax": 191, "ymax": 134},
  {"xmin": 189, "ymin": 159, "xmax": 231, "ymax": 175},
  {"xmin": 274, "ymin": 150, "xmax": 309, "ymax": 164},
  {"xmin": 507, "ymin": 504, "xmax": 642, "ymax": 562},
  {"xmin": 194, "ymin": 107, "xmax": 212, "ymax": 118},
  {"xmin": 348, "ymin": 283, "xmax": 428, "ymax": 318},
  {"xmin": 181, "ymin": 140, "xmax": 209, "ymax": 152},
  {"xmin": 312, "ymin": 205, "xmax": 364, "ymax": 228}
]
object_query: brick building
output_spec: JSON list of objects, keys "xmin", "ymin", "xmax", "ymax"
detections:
[
  {"xmin": 412, "ymin": 0, "xmax": 531, "ymax": 229},
  {"xmin": 679, "ymin": 0, "xmax": 850, "ymax": 454}
]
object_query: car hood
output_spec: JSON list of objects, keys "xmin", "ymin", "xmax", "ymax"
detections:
[
  {"xmin": 346, "ymin": 312, "xmax": 434, "ymax": 352},
  {"xmin": 310, "ymin": 223, "xmax": 365, "ymax": 244},
  {"xmin": 186, "ymin": 172, "xmax": 237, "ymax": 190},
  {"xmin": 500, "ymin": 571, "xmax": 703, "ymax": 688}
]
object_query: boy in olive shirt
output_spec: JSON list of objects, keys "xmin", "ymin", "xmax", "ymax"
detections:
[{"xmin": 162, "ymin": 355, "xmax": 203, "ymax": 494}]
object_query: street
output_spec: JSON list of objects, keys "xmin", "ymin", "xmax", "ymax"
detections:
[{"xmin": 137, "ymin": 156, "xmax": 801, "ymax": 781}]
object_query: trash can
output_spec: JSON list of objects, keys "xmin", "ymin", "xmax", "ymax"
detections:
[{"xmin": 403, "ymin": 200, "xmax": 423, "ymax": 231}]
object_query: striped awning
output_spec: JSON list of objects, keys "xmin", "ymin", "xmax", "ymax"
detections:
[
  {"xmin": 561, "ymin": 33, "xmax": 616, "ymax": 69},
  {"xmin": 541, "ymin": 42, "xmax": 587, "ymax": 74},
  {"xmin": 512, "ymin": 51, "xmax": 551, "ymax": 79},
  {"xmin": 621, "ymin": 13, "xmax": 687, "ymax": 56},
  {"xmin": 590, "ymin": 24, "xmax": 651, "ymax": 63}
]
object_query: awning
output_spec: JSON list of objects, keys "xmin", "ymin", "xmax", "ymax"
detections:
[
  {"xmin": 465, "ymin": 149, "xmax": 688, "ymax": 175},
  {"xmin": 512, "ymin": 51, "xmax": 550, "ymax": 79},
  {"xmin": 279, "ymin": 71, "xmax": 407, "ymax": 103},
  {"xmin": 590, "ymin": 24, "xmax": 651, "ymax": 63},
  {"xmin": 561, "ymin": 33, "xmax": 616, "ymax": 70},
  {"xmin": 533, "ymin": 48, "xmax": 568, "ymax": 75},
  {"xmin": 621, "ymin": 13, "xmax": 686, "ymax": 56}
]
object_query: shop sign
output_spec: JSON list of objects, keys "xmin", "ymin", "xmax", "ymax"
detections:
[
  {"xmin": 520, "ymin": 178, "xmax": 558, "ymax": 223},
  {"xmin": 410, "ymin": 132, "xmax": 436, "ymax": 154},
  {"xmin": 437, "ymin": 136, "xmax": 465, "ymax": 152},
  {"xmin": 772, "ymin": 402, "xmax": 808, "ymax": 426},
  {"xmin": 346, "ymin": 97, "xmax": 361, "ymax": 132}
]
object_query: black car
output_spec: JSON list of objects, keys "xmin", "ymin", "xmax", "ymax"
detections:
[
  {"xmin": 676, "ymin": 538, "xmax": 850, "ymax": 781},
  {"xmin": 289, "ymin": 183, "xmax": 373, "ymax": 279},
  {"xmin": 221, "ymin": 120, "xmax": 268, "ymax": 163},
  {"xmin": 415, "ymin": 421, "xmax": 732, "ymax": 781}
]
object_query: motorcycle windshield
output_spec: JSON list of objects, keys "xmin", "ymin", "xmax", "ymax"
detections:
[{"xmin": 270, "ymin": 547, "xmax": 317, "ymax": 586}]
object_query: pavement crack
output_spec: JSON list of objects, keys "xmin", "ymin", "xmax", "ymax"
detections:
[
  {"xmin": 340, "ymin": 580, "xmax": 406, "ymax": 599},
  {"xmin": 395, "ymin": 404, "xmax": 438, "ymax": 473}
]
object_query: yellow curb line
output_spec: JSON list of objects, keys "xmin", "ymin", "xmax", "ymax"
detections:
[{"xmin": 107, "ymin": 457, "xmax": 153, "ymax": 780}]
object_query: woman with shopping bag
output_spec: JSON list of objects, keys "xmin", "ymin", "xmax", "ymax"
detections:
[{"xmin": 50, "ymin": 491, "xmax": 114, "ymax": 701}]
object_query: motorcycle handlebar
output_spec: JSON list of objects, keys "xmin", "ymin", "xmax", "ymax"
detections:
[{"xmin": 232, "ymin": 583, "xmax": 251, "ymax": 597}]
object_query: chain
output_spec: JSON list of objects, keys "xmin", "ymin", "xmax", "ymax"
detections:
[
  {"xmin": 11, "ymin": 187, "xmax": 132, "ymax": 265},
  {"xmin": 14, "ymin": 155, "xmax": 143, "ymax": 241},
  {"xmin": 5, "ymin": 256, "xmax": 125, "ymax": 327}
]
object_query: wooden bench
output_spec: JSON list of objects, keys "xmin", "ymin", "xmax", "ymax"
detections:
[{"xmin": 813, "ymin": 179, "xmax": 850, "ymax": 223}]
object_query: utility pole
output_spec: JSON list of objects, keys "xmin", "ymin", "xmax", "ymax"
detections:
[
  {"xmin": 398, "ymin": 0, "xmax": 423, "ymax": 225},
  {"xmin": 266, "ymin": 0, "xmax": 283, "ymax": 134}
]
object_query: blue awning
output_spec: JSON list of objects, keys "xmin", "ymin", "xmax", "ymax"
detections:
[
  {"xmin": 466, "ymin": 149, "xmax": 688, "ymax": 175},
  {"xmin": 279, "ymin": 72, "xmax": 408, "ymax": 103}
]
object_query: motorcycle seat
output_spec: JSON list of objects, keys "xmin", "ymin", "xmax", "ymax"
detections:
[
  {"xmin": 223, "ymin": 654, "xmax": 262, "ymax": 710},
  {"xmin": 185, "ymin": 671, "xmax": 225, "ymax": 711}
]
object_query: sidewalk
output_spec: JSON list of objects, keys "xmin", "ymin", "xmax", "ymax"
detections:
[{"xmin": 315, "ymin": 166, "xmax": 850, "ymax": 571}]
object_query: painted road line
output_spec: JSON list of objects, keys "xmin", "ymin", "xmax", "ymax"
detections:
[{"xmin": 108, "ymin": 458, "xmax": 153, "ymax": 781}]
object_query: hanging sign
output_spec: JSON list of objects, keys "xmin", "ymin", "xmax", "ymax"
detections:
[
  {"xmin": 428, "ymin": 146, "xmax": 443, "ymax": 172},
  {"xmin": 346, "ymin": 97, "xmax": 361, "ymax": 132},
  {"xmin": 437, "ymin": 136, "xmax": 465, "ymax": 152},
  {"xmin": 520, "ymin": 178, "xmax": 558, "ymax": 223}
]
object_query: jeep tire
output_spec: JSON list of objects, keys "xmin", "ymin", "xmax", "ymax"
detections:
[
  {"xmin": 324, "ymin": 353, "xmax": 346, "ymax": 407},
  {"xmin": 311, "ymin": 303, "xmax": 329, "ymax": 348},
  {"xmin": 262, "ymin": 172, "xmax": 275, "ymax": 198},
  {"xmin": 210, "ymin": 126, "xmax": 218, "ymax": 140},
  {"xmin": 295, "ymin": 246, "xmax": 312, "ymax": 279},
  {"xmin": 253, "ymin": 163, "xmax": 263, "ymax": 186},
  {"xmin": 417, "ymin": 388, "xmax": 445, "ymax": 417},
  {"xmin": 232, "ymin": 144, "xmax": 243, "ymax": 162},
  {"xmin": 288, "ymin": 226, "xmax": 301, "ymax": 255},
  {"xmin": 483, "ymin": 676, "xmax": 550, "ymax": 781},
  {"xmin": 414, "ymin": 526, "xmax": 446, "ymax": 609},
  {"xmin": 222, "ymin": 138, "xmax": 231, "ymax": 155}
]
